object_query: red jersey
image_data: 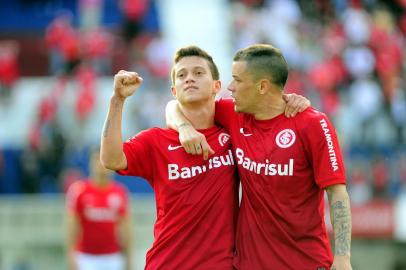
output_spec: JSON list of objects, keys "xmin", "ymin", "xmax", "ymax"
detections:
[
  {"xmin": 118, "ymin": 126, "xmax": 239, "ymax": 270},
  {"xmin": 66, "ymin": 180, "xmax": 129, "ymax": 254},
  {"xmin": 215, "ymin": 99, "xmax": 346, "ymax": 270}
]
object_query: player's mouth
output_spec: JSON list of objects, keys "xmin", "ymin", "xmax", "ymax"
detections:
[{"xmin": 185, "ymin": 85, "xmax": 198, "ymax": 91}]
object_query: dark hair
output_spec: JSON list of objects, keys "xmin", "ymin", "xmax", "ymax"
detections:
[
  {"xmin": 233, "ymin": 44, "xmax": 288, "ymax": 88},
  {"xmin": 171, "ymin": 46, "xmax": 220, "ymax": 84}
]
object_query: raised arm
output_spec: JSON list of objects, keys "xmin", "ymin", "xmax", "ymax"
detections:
[
  {"xmin": 326, "ymin": 184, "xmax": 352, "ymax": 270},
  {"xmin": 101, "ymin": 70, "xmax": 143, "ymax": 170},
  {"xmin": 165, "ymin": 100, "xmax": 214, "ymax": 160}
]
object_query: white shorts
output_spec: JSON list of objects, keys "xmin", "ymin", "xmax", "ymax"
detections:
[{"xmin": 76, "ymin": 252, "xmax": 124, "ymax": 270}]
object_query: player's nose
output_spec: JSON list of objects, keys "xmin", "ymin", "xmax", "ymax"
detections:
[
  {"xmin": 227, "ymin": 82, "xmax": 235, "ymax": 93},
  {"xmin": 185, "ymin": 72, "xmax": 195, "ymax": 83}
]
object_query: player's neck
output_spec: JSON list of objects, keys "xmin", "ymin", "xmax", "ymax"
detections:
[
  {"xmin": 253, "ymin": 95, "xmax": 286, "ymax": 120},
  {"xmin": 179, "ymin": 101, "xmax": 215, "ymax": 129},
  {"xmin": 93, "ymin": 177, "xmax": 110, "ymax": 188}
]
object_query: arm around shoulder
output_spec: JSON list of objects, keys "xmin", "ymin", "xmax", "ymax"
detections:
[
  {"xmin": 165, "ymin": 99, "xmax": 191, "ymax": 130},
  {"xmin": 165, "ymin": 99, "xmax": 214, "ymax": 159}
]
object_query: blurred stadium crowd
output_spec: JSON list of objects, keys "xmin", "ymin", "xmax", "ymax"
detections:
[{"xmin": 0, "ymin": 0, "xmax": 405, "ymax": 206}]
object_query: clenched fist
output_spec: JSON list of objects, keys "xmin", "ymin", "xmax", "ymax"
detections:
[{"xmin": 113, "ymin": 70, "xmax": 143, "ymax": 99}]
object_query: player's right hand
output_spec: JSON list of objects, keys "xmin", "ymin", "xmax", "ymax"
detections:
[
  {"xmin": 283, "ymin": 93, "xmax": 310, "ymax": 117},
  {"xmin": 113, "ymin": 70, "xmax": 143, "ymax": 99},
  {"xmin": 179, "ymin": 124, "xmax": 214, "ymax": 160}
]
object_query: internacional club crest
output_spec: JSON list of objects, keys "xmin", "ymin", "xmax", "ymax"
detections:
[
  {"xmin": 218, "ymin": 133, "xmax": 231, "ymax": 146},
  {"xmin": 107, "ymin": 193, "xmax": 122, "ymax": 209},
  {"xmin": 275, "ymin": 129, "xmax": 296, "ymax": 148}
]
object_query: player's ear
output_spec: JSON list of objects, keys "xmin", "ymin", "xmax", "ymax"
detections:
[
  {"xmin": 171, "ymin": 86, "xmax": 177, "ymax": 97},
  {"xmin": 257, "ymin": 79, "xmax": 271, "ymax": 95},
  {"xmin": 213, "ymin": 80, "xmax": 222, "ymax": 95}
]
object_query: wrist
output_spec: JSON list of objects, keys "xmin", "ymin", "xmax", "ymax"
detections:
[
  {"xmin": 178, "ymin": 122, "xmax": 191, "ymax": 129},
  {"xmin": 335, "ymin": 253, "xmax": 351, "ymax": 259},
  {"xmin": 110, "ymin": 94, "xmax": 126, "ymax": 104}
]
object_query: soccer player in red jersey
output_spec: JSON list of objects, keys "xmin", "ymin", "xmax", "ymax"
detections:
[
  {"xmin": 65, "ymin": 148, "xmax": 133, "ymax": 270},
  {"xmin": 100, "ymin": 46, "xmax": 240, "ymax": 270},
  {"xmin": 168, "ymin": 44, "xmax": 352, "ymax": 270},
  {"xmin": 101, "ymin": 45, "xmax": 307, "ymax": 269}
]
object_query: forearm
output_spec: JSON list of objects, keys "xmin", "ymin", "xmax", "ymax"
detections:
[
  {"xmin": 122, "ymin": 244, "xmax": 133, "ymax": 270},
  {"xmin": 165, "ymin": 100, "xmax": 191, "ymax": 131},
  {"xmin": 65, "ymin": 213, "xmax": 79, "ymax": 270},
  {"xmin": 101, "ymin": 95, "xmax": 127, "ymax": 170},
  {"xmin": 119, "ymin": 217, "xmax": 133, "ymax": 270},
  {"xmin": 66, "ymin": 215, "xmax": 78, "ymax": 255},
  {"xmin": 66, "ymin": 242, "xmax": 77, "ymax": 270},
  {"xmin": 327, "ymin": 185, "xmax": 352, "ymax": 257}
]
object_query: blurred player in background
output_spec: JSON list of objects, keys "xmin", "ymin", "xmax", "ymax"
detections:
[
  {"xmin": 168, "ymin": 44, "xmax": 352, "ymax": 270},
  {"xmin": 65, "ymin": 148, "xmax": 133, "ymax": 270}
]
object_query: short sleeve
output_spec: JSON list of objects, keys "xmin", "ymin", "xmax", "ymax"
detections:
[
  {"xmin": 215, "ymin": 98, "xmax": 237, "ymax": 130},
  {"xmin": 298, "ymin": 109, "xmax": 346, "ymax": 188},
  {"xmin": 66, "ymin": 181, "xmax": 84, "ymax": 214},
  {"xmin": 116, "ymin": 129, "xmax": 155, "ymax": 184}
]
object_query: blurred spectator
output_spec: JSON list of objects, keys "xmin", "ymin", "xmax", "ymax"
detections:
[
  {"xmin": 81, "ymin": 27, "xmax": 113, "ymax": 74},
  {"xmin": 20, "ymin": 149, "xmax": 40, "ymax": 193},
  {"xmin": 369, "ymin": 8, "xmax": 403, "ymax": 101},
  {"xmin": 389, "ymin": 77, "xmax": 406, "ymax": 145},
  {"xmin": 0, "ymin": 150, "xmax": 4, "ymax": 186},
  {"xmin": 399, "ymin": 153, "xmax": 406, "ymax": 193},
  {"xmin": 23, "ymin": 77, "xmax": 68, "ymax": 193},
  {"xmin": 144, "ymin": 32, "xmax": 171, "ymax": 80},
  {"xmin": 79, "ymin": 0, "xmax": 103, "ymax": 31},
  {"xmin": 37, "ymin": 119, "xmax": 67, "ymax": 192},
  {"xmin": 348, "ymin": 159, "xmax": 372, "ymax": 205},
  {"xmin": 120, "ymin": 0, "xmax": 149, "ymax": 44},
  {"xmin": 0, "ymin": 41, "xmax": 19, "ymax": 105},
  {"xmin": 45, "ymin": 12, "xmax": 81, "ymax": 75},
  {"xmin": 74, "ymin": 64, "xmax": 97, "ymax": 122},
  {"xmin": 342, "ymin": 6, "xmax": 371, "ymax": 46},
  {"xmin": 372, "ymin": 156, "xmax": 391, "ymax": 198}
]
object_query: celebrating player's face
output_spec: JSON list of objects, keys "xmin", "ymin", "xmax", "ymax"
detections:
[
  {"xmin": 228, "ymin": 61, "xmax": 258, "ymax": 113},
  {"xmin": 172, "ymin": 56, "xmax": 220, "ymax": 105}
]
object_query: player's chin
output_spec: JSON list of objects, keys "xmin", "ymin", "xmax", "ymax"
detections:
[{"xmin": 183, "ymin": 95, "xmax": 205, "ymax": 104}]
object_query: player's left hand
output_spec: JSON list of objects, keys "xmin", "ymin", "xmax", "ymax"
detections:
[
  {"xmin": 282, "ymin": 93, "xmax": 310, "ymax": 117},
  {"xmin": 331, "ymin": 255, "xmax": 352, "ymax": 270}
]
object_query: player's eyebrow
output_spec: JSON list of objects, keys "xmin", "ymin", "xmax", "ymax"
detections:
[
  {"xmin": 176, "ymin": 67, "xmax": 186, "ymax": 74},
  {"xmin": 177, "ymin": 65, "xmax": 206, "ymax": 74}
]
